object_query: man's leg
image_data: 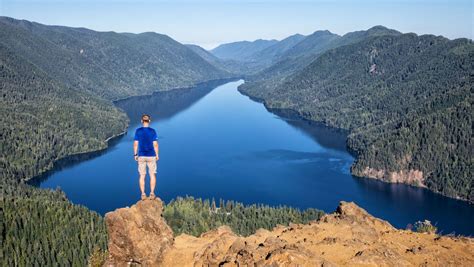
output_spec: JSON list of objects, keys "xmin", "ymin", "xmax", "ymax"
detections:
[
  {"xmin": 139, "ymin": 174, "xmax": 146, "ymax": 194},
  {"xmin": 148, "ymin": 157, "xmax": 157, "ymax": 197},
  {"xmin": 150, "ymin": 172, "xmax": 156, "ymax": 195},
  {"xmin": 138, "ymin": 157, "xmax": 147, "ymax": 198}
]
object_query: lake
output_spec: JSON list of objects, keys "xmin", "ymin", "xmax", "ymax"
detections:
[{"xmin": 34, "ymin": 80, "xmax": 474, "ymax": 236}]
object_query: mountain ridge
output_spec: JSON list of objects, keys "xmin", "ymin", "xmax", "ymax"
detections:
[
  {"xmin": 0, "ymin": 16, "xmax": 231, "ymax": 100},
  {"xmin": 210, "ymin": 39, "xmax": 279, "ymax": 61},
  {"xmin": 239, "ymin": 31, "xmax": 473, "ymax": 201}
]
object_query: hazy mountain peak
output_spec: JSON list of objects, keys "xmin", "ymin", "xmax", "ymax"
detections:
[
  {"xmin": 366, "ymin": 25, "xmax": 401, "ymax": 35},
  {"xmin": 210, "ymin": 39, "xmax": 278, "ymax": 61},
  {"xmin": 310, "ymin": 29, "xmax": 336, "ymax": 36}
]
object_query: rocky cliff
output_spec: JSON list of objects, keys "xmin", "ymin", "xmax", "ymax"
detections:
[
  {"xmin": 104, "ymin": 198, "xmax": 474, "ymax": 266},
  {"xmin": 358, "ymin": 167, "xmax": 426, "ymax": 187}
]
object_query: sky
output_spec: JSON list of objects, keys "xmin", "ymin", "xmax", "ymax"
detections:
[{"xmin": 0, "ymin": 0, "xmax": 472, "ymax": 49}]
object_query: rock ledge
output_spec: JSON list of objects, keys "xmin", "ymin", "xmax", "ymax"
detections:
[{"xmin": 104, "ymin": 198, "xmax": 474, "ymax": 266}]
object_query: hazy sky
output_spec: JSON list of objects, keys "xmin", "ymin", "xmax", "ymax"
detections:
[{"xmin": 1, "ymin": 0, "xmax": 472, "ymax": 49}]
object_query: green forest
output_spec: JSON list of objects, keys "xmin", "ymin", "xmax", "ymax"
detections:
[
  {"xmin": 163, "ymin": 196, "xmax": 324, "ymax": 237},
  {"xmin": 1, "ymin": 14, "xmax": 472, "ymax": 266},
  {"xmin": 240, "ymin": 33, "xmax": 473, "ymax": 201},
  {"xmin": 0, "ymin": 17, "xmax": 231, "ymax": 266},
  {"xmin": 1, "ymin": 180, "xmax": 109, "ymax": 266},
  {"xmin": 1, "ymin": 182, "xmax": 324, "ymax": 266}
]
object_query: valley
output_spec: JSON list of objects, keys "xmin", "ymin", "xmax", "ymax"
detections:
[{"xmin": 1, "ymin": 15, "xmax": 472, "ymax": 266}]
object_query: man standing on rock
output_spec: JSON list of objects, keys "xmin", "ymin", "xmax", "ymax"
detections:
[{"xmin": 133, "ymin": 114, "xmax": 159, "ymax": 200}]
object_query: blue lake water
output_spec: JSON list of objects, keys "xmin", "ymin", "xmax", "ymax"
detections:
[{"xmin": 35, "ymin": 80, "xmax": 474, "ymax": 236}]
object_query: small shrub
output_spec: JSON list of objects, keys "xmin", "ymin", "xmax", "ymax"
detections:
[
  {"xmin": 88, "ymin": 247, "xmax": 108, "ymax": 267},
  {"xmin": 414, "ymin": 220, "xmax": 437, "ymax": 234}
]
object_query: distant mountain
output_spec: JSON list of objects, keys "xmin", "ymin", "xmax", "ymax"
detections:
[
  {"xmin": 210, "ymin": 39, "xmax": 278, "ymax": 61},
  {"xmin": 281, "ymin": 30, "xmax": 339, "ymax": 59},
  {"xmin": 240, "ymin": 31, "xmax": 473, "ymax": 201},
  {"xmin": 0, "ymin": 17, "xmax": 230, "ymax": 100},
  {"xmin": 251, "ymin": 34, "xmax": 306, "ymax": 64},
  {"xmin": 239, "ymin": 26, "xmax": 402, "ymax": 101},
  {"xmin": 208, "ymin": 35, "xmax": 309, "ymax": 74},
  {"xmin": 248, "ymin": 26, "xmax": 401, "ymax": 84},
  {"xmin": 186, "ymin": 44, "xmax": 249, "ymax": 75},
  {"xmin": 186, "ymin": 44, "xmax": 223, "ymax": 65}
]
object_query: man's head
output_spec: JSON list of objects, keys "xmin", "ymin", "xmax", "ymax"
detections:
[{"xmin": 141, "ymin": 114, "xmax": 151, "ymax": 125}]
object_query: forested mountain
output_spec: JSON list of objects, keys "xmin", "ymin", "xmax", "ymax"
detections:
[
  {"xmin": 280, "ymin": 30, "xmax": 339, "ymax": 59},
  {"xmin": 0, "ymin": 16, "xmax": 233, "ymax": 265},
  {"xmin": 240, "ymin": 26, "xmax": 402, "ymax": 95},
  {"xmin": 250, "ymin": 33, "xmax": 306, "ymax": 65},
  {"xmin": 240, "ymin": 32, "xmax": 473, "ymax": 201},
  {"xmin": 0, "ymin": 16, "xmax": 230, "ymax": 100},
  {"xmin": 210, "ymin": 29, "xmax": 381, "ymax": 75},
  {"xmin": 1, "ymin": 180, "xmax": 109, "ymax": 266},
  {"xmin": 0, "ymin": 16, "xmax": 238, "ymax": 182},
  {"xmin": 185, "ymin": 44, "xmax": 249, "ymax": 74},
  {"xmin": 210, "ymin": 39, "xmax": 278, "ymax": 61},
  {"xmin": 208, "ymin": 34, "xmax": 308, "ymax": 73},
  {"xmin": 2, "ymin": 14, "xmax": 472, "ymax": 265},
  {"xmin": 0, "ymin": 42, "xmax": 128, "ymax": 182}
]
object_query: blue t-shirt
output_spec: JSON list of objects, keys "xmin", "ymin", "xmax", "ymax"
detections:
[{"xmin": 134, "ymin": 127, "xmax": 158, "ymax": 156}]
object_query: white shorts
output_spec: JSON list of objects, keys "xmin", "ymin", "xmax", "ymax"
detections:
[{"xmin": 138, "ymin": 156, "xmax": 157, "ymax": 175}]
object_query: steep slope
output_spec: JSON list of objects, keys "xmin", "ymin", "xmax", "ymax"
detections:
[
  {"xmin": 241, "ymin": 32, "xmax": 473, "ymax": 201},
  {"xmin": 211, "ymin": 39, "xmax": 278, "ymax": 61},
  {"xmin": 330, "ymin": 25, "xmax": 401, "ymax": 48},
  {"xmin": 250, "ymin": 33, "xmax": 306, "ymax": 65},
  {"xmin": 185, "ymin": 44, "xmax": 249, "ymax": 74},
  {"xmin": 1, "ymin": 180, "xmax": 108, "ymax": 266},
  {"xmin": 240, "ymin": 26, "xmax": 401, "ymax": 98},
  {"xmin": 0, "ymin": 43, "xmax": 128, "ymax": 182},
  {"xmin": 105, "ymin": 198, "xmax": 474, "ymax": 266},
  {"xmin": 0, "ymin": 16, "xmax": 230, "ymax": 100},
  {"xmin": 186, "ymin": 44, "xmax": 223, "ymax": 65},
  {"xmin": 281, "ymin": 30, "xmax": 340, "ymax": 59}
]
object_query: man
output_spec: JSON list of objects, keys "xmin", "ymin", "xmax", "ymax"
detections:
[{"xmin": 133, "ymin": 114, "xmax": 159, "ymax": 200}]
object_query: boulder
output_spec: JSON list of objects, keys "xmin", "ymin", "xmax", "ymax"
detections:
[{"xmin": 104, "ymin": 198, "xmax": 174, "ymax": 266}]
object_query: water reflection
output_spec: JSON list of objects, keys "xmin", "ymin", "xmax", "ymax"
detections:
[
  {"xmin": 270, "ymin": 108, "xmax": 349, "ymax": 152},
  {"xmin": 115, "ymin": 79, "xmax": 236, "ymax": 125}
]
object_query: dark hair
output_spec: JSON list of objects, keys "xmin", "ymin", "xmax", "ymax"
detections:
[{"xmin": 141, "ymin": 114, "xmax": 151, "ymax": 122}]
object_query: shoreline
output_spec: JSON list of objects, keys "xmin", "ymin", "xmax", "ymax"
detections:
[
  {"xmin": 27, "ymin": 77, "xmax": 240, "ymax": 187},
  {"xmin": 26, "ymin": 129, "xmax": 128, "ymax": 186},
  {"xmin": 237, "ymin": 83, "xmax": 472, "ymax": 205},
  {"xmin": 112, "ymin": 77, "xmax": 242, "ymax": 104}
]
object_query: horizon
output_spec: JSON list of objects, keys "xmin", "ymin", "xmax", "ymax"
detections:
[{"xmin": 0, "ymin": 0, "xmax": 472, "ymax": 49}]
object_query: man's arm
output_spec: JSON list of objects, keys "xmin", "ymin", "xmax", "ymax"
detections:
[
  {"xmin": 153, "ymin": 141, "xmax": 159, "ymax": 160},
  {"xmin": 134, "ymin": 140, "xmax": 139, "ymax": 161}
]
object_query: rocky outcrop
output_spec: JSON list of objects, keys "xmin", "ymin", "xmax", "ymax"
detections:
[
  {"xmin": 105, "ymin": 198, "xmax": 474, "ymax": 266},
  {"xmin": 104, "ymin": 199, "xmax": 174, "ymax": 266},
  {"xmin": 359, "ymin": 167, "xmax": 425, "ymax": 187}
]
